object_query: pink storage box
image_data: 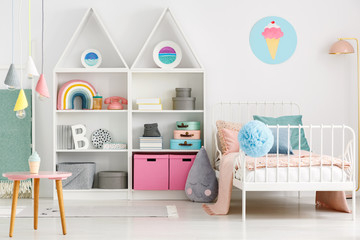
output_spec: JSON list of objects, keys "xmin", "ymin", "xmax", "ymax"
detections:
[
  {"xmin": 169, "ymin": 154, "xmax": 196, "ymax": 190},
  {"xmin": 134, "ymin": 154, "xmax": 169, "ymax": 190},
  {"xmin": 173, "ymin": 130, "xmax": 200, "ymax": 140}
]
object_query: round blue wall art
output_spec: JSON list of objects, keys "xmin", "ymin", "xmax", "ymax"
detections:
[{"xmin": 249, "ymin": 16, "xmax": 297, "ymax": 64}]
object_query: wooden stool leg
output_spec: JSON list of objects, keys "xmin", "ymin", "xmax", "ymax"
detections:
[
  {"xmin": 9, "ymin": 180, "xmax": 20, "ymax": 237},
  {"xmin": 33, "ymin": 178, "xmax": 40, "ymax": 230},
  {"xmin": 56, "ymin": 180, "xmax": 67, "ymax": 235}
]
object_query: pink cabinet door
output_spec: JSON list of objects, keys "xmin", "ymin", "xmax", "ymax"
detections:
[
  {"xmin": 169, "ymin": 155, "xmax": 196, "ymax": 190},
  {"xmin": 134, "ymin": 154, "xmax": 169, "ymax": 190}
]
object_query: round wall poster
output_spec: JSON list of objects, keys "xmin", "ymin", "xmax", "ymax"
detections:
[
  {"xmin": 81, "ymin": 49, "xmax": 102, "ymax": 68},
  {"xmin": 153, "ymin": 41, "xmax": 182, "ymax": 69},
  {"xmin": 249, "ymin": 16, "xmax": 297, "ymax": 64}
]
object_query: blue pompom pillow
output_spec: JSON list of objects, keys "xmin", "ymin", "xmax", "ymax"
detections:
[{"xmin": 238, "ymin": 120, "xmax": 274, "ymax": 158}]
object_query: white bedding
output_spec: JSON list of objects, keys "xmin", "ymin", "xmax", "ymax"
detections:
[{"xmin": 217, "ymin": 153, "xmax": 351, "ymax": 183}]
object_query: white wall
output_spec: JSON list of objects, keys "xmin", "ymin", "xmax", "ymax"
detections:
[{"xmin": 1, "ymin": 0, "xmax": 360, "ymax": 197}]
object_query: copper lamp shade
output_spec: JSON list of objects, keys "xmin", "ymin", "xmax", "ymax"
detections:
[{"xmin": 329, "ymin": 40, "xmax": 355, "ymax": 54}]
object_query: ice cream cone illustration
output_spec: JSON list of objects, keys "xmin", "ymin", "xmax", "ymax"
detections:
[{"xmin": 262, "ymin": 21, "xmax": 284, "ymax": 60}]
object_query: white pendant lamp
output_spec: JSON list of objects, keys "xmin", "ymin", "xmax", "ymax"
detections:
[
  {"xmin": 4, "ymin": 0, "xmax": 20, "ymax": 90},
  {"xmin": 35, "ymin": 0, "xmax": 50, "ymax": 100},
  {"xmin": 26, "ymin": 0, "xmax": 39, "ymax": 78}
]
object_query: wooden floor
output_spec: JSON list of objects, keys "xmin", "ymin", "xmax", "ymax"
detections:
[{"xmin": 0, "ymin": 194, "xmax": 358, "ymax": 240}]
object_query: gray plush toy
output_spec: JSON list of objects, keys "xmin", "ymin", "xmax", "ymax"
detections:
[
  {"xmin": 185, "ymin": 147, "xmax": 218, "ymax": 202},
  {"xmin": 143, "ymin": 123, "xmax": 161, "ymax": 137}
]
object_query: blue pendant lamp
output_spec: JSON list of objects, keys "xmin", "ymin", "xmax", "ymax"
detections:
[{"xmin": 4, "ymin": 0, "xmax": 20, "ymax": 90}]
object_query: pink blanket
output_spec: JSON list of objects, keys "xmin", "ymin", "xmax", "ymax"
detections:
[
  {"xmin": 245, "ymin": 150, "xmax": 350, "ymax": 170},
  {"xmin": 203, "ymin": 152, "xmax": 350, "ymax": 215}
]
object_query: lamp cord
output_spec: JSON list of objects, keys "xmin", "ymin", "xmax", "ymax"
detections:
[
  {"xmin": 12, "ymin": 0, "xmax": 14, "ymax": 64},
  {"xmin": 29, "ymin": 0, "xmax": 31, "ymax": 56},
  {"xmin": 41, "ymin": 0, "xmax": 44, "ymax": 74},
  {"xmin": 19, "ymin": 0, "xmax": 23, "ymax": 88}
]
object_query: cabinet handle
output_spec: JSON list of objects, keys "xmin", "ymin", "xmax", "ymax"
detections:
[
  {"xmin": 147, "ymin": 159, "xmax": 156, "ymax": 162},
  {"xmin": 179, "ymin": 141, "xmax": 193, "ymax": 146},
  {"xmin": 180, "ymin": 132, "xmax": 194, "ymax": 137},
  {"xmin": 182, "ymin": 158, "xmax": 192, "ymax": 162},
  {"xmin": 177, "ymin": 123, "xmax": 189, "ymax": 128}
]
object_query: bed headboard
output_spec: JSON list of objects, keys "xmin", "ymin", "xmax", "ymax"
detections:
[{"xmin": 212, "ymin": 101, "xmax": 301, "ymax": 161}]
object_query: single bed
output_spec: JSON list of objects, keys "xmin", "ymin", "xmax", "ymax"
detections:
[{"xmin": 212, "ymin": 102, "xmax": 356, "ymax": 220}]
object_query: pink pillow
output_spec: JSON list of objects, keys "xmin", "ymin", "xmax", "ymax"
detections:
[
  {"xmin": 219, "ymin": 128, "xmax": 239, "ymax": 155},
  {"xmin": 216, "ymin": 120, "xmax": 242, "ymax": 155}
]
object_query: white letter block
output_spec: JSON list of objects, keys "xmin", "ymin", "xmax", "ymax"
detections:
[{"xmin": 71, "ymin": 124, "xmax": 89, "ymax": 149}]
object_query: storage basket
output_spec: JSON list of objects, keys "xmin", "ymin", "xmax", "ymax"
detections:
[
  {"xmin": 57, "ymin": 162, "xmax": 96, "ymax": 189},
  {"xmin": 99, "ymin": 171, "xmax": 127, "ymax": 189}
]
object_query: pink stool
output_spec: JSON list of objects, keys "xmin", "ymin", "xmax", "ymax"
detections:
[{"xmin": 2, "ymin": 171, "xmax": 72, "ymax": 237}]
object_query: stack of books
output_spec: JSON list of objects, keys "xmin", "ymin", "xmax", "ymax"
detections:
[
  {"xmin": 136, "ymin": 98, "xmax": 162, "ymax": 110},
  {"xmin": 57, "ymin": 125, "xmax": 75, "ymax": 149},
  {"xmin": 139, "ymin": 137, "xmax": 163, "ymax": 150}
]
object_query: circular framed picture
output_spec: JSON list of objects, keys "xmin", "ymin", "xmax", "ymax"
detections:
[
  {"xmin": 81, "ymin": 49, "xmax": 102, "ymax": 68},
  {"xmin": 153, "ymin": 41, "xmax": 182, "ymax": 69},
  {"xmin": 249, "ymin": 16, "xmax": 297, "ymax": 64}
]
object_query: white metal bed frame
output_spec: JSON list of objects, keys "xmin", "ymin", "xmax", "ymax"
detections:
[{"xmin": 212, "ymin": 101, "xmax": 356, "ymax": 221}]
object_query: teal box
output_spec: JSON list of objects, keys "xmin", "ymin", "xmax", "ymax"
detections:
[
  {"xmin": 176, "ymin": 121, "xmax": 200, "ymax": 130},
  {"xmin": 170, "ymin": 139, "xmax": 202, "ymax": 150}
]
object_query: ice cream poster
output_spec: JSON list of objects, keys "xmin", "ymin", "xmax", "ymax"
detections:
[{"xmin": 250, "ymin": 16, "xmax": 297, "ymax": 64}]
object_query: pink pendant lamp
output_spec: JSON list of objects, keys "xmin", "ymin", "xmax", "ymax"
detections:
[
  {"xmin": 35, "ymin": 0, "xmax": 50, "ymax": 99},
  {"xmin": 330, "ymin": 38, "xmax": 359, "ymax": 192}
]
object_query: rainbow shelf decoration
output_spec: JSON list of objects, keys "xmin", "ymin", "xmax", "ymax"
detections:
[{"xmin": 57, "ymin": 80, "xmax": 97, "ymax": 110}]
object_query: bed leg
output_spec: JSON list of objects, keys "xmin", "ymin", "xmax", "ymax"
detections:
[
  {"xmin": 352, "ymin": 190, "xmax": 356, "ymax": 221},
  {"xmin": 242, "ymin": 190, "xmax": 246, "ymax": 222}
]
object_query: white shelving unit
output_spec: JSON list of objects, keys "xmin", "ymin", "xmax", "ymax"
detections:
[{"xmin": 53, "ymin": 8, "xmax": 205, "ymax": 200}]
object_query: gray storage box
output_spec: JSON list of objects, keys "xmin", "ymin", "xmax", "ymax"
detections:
[
  {"xmin": 57, "ymin": 162, "xmax": 96, "ymax": 190},
  {"xmin": 99, "ymin": 171, "xmax": 127, "ymax": 189},
  {"xmin": 176, "ymin": 88, "xmax": 192, "ymax": 97},
  {"xmin": 172, "ymin": 97, "xmax": 196, "ymax": 110}
]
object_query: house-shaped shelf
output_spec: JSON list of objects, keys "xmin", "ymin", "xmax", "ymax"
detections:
[
  {"xmin": 132, "ymin": 8, "xmax": 203, "ymax": 70},
  {"xmin": 55, "ymin": 8, "xmax": 128, "ymax": 70}
]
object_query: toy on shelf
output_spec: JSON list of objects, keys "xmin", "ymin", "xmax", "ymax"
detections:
[
  {"xmin": 57, "ymin": 80, "xmax": 97, "ymax": 110},
  {"xmin": 104, "ymin": 96, "xmax": 128, "ymax": 110},
  {"xmin": 143, "ymin": 123, "xmax": 161, "ymax": 137},
  {"xmin": 93, "ymin": 92, "xmax": 103, "ymax": 110}
]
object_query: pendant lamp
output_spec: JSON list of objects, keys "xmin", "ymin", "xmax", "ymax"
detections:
[
  {"xmin": 4, "ymin": 0, "xmax": 20, "ymax": 90},
  {"xmin": 26, "ymin": 0, "xmax": 39, "ymax": 78},
  {"xmin": 14, "ymin": 0, "xmax": 29, "ymax": 119},
  {"xmin": 35, "ymin": 0, "xmax": 50, "ymax": 99}
]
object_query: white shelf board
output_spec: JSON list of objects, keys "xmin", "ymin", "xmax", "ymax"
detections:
[
  {"xmin": 132, "ymin": 110, "xmax": 203, "ymax": 113},
  {"xmin": 56, "ymin": 149, "xmax": 128, "ymax": 153},
  {"xmin": 63, "ymin": 188, "xmax": 128, "ymax": 192},
  {"xmin": 62, "ymin": 188, "xmax": 129, "ymax": 200},
  {"xmin": 56, "ymin": 110, "xmax": 128, "ymax": 113},
  {"xmin": 132, "ymin": 149, "xmax": 200, "ymax": 152},
  {"xmin": 131, "ymin": 68, "xmax": 204, "ymax": 73},
  {"xmin": 55, "ymin": 68, "xmax": 128, "ymax": 73}
]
